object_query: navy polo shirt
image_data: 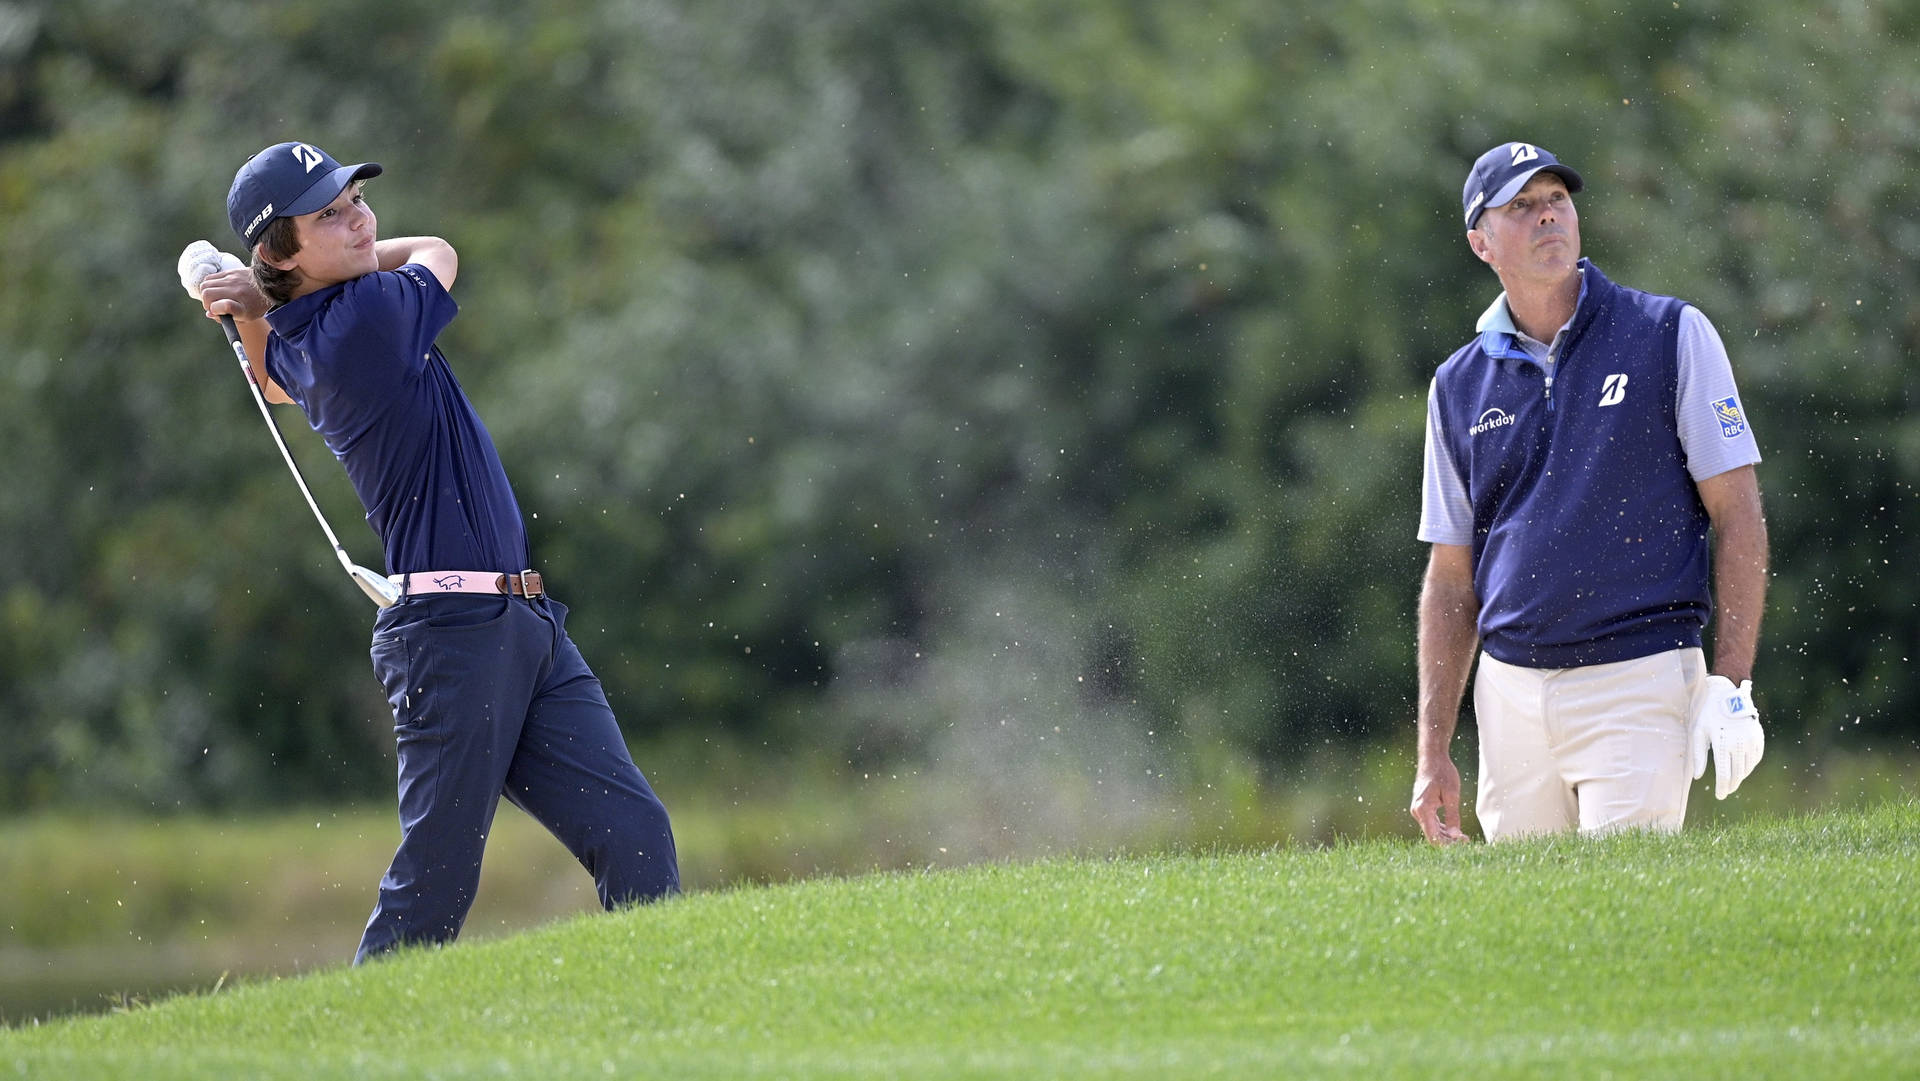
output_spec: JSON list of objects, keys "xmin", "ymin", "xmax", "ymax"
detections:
[{"xmin": 263, "ymin": 266, "xmax": 529, "ymax": 576}]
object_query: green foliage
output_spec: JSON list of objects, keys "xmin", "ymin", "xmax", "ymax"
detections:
[
  {"xmin": 0, "ymin": 0, "xmax": 1913, "ymax": 811},
  {"xmin": 6, "ymin": 801, "xmax": 1920, "ymax": 1078}
]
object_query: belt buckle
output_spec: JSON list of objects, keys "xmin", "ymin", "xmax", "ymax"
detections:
[{"xmin": 510, "ymin": 569, "xmax": 544, "ymax": 599}]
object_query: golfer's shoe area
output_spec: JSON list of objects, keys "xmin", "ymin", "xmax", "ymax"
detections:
[{"xmin": 391, "ymin": 569, "xmax": 546, "ymax": 599}]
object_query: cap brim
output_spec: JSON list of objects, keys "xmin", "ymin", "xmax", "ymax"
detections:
[
  {"xmin": 1483, "ymin": 164, "xmax": 1584, "ymax": 216},
  {"xmin": 280, "ymin": 162, "xmax": 384, "ymax": 218}
]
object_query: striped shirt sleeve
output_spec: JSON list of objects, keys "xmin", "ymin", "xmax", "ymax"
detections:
[
  {"xmin": 1418, "ymin": 378, "xmax": 1474, "ymax": 545},
  {"xmin": 1674, "ymin": 306, "xmax": 1762, "ymax": 481}
]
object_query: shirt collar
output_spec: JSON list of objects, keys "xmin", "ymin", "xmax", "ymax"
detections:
[
  {"xmin": 1474, "ymin": 262, "xmax": 1591, "ymax": 348},
  {"xmin": 265, "ymin": 279, "xmax": 346, "ymax": 339}
]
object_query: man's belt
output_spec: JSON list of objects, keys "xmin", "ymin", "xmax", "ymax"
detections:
[{"xmin": 389, "ymin": 569, "xmax": 545, "ymax": 599}]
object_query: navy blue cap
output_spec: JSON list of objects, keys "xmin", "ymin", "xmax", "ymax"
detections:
[
  {"xmin": 1462, "ymin": 142, "xmax": 1583, "ymax": 228},
  {"xmin": 227, "ymin": 142, "xmax": 383, "ymax": 248}
]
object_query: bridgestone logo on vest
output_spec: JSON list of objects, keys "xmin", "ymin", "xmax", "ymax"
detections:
[{"xmin": 1470, "ymin": 409, "xmax": 1515, "ymax": 436}]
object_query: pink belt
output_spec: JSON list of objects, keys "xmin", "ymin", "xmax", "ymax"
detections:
[{"xmin": 389, "ymin": 569, "xmax": 545, "ymax": 599}]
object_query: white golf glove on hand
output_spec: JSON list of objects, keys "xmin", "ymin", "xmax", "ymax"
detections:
[
  {"xmin": 1689, "ymin": 675, "xmax": 1763, "ymax": 800},
  {"xmin": 176, "ymin": 240, "xmax": 242, "ymax": 299}
]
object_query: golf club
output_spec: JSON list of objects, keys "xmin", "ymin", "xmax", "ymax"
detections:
[{"xmin": 178, "ymin": 240, "xmax": 401, "ymax": 608}]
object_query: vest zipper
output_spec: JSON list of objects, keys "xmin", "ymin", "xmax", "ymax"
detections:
[{"xmin": 1544, "ymin": 351, "xmax": 1556, "ymax": 412}]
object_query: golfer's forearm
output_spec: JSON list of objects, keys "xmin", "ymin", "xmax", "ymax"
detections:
[
  {"xmin": 1416, "ymin": 582, "xmax": 1479, "ymax": 761},
  {"xmin": 376, "ymin": 238, "xmax": 425, "ymax": 269},
  {"xmin": 1698, "ymin": 466, "xmax": 1769, "ymax": 684},
  {"xmin": 376, "ymin": 237, "xmax": 453, "ymax": 271},
  {"xmin": 1710, "ymin": 506, "xmax": 1768, "ymax": 684},
  {"xmin": 375, "ymin": 237, "xmax": 458, "ymax": 292},
  {"xmin": 1417, "ymin": 634, "xmax": 1475, "ymax": 758}
]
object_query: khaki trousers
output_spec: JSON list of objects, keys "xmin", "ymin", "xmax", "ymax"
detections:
[{"xmin": 1473, "ymin": 647, "xmax": 1706, "ymax": 842}]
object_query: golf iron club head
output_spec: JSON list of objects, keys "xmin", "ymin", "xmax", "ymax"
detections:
[{"xmin": 346, "ymin": 560, "xmax": 402, "ymax": 608}]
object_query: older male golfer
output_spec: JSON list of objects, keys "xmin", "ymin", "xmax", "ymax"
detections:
[{"xmin": 1410, "ymin": 141, "xmax": 1769, "ymax": 844}]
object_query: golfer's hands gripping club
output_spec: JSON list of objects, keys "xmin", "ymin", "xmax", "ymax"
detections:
[
  {"xmin": 177, "ymin": 240, "xmax": 268, "ymax": 327},
  {"xmin": 1410, "ymin": 756, "xmax": 1471, "ymax": 846},
  {"xmin": 1689, "ymin": 675, "xmax": 1763, "ymax": 800},
  {"xmin": 177, "ymin": 240, "xmax": 233, "ymax": 296}
]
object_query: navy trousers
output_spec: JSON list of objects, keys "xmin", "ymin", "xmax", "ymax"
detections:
[{"xmin": 357, "ymin": 592, "xmax": 679, "ymax": 963}]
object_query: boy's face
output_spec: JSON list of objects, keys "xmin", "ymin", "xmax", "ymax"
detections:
[{"xmin": 273, "ymin": 181, "xmax": 379, "ymax": 298}]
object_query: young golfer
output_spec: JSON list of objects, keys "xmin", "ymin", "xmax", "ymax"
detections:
[{"xmin": 197, "ymin": 141, "xmax": 679, "ymax": 961}]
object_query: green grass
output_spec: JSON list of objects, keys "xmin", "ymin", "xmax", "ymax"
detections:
[
  {"xmin": 5, "ymin": 744, "xmax": 1916, "ymax": 1025},
  {"xmin": 4, "ymin": 800, "xmax": 1917, "ymax": 1079}
]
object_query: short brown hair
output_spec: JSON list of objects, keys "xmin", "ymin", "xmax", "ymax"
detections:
[{"xmin": 251, "ymin": 216, "xmax": 303, "ymax": 307}]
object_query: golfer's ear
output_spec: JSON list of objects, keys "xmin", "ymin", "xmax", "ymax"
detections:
[{"xmin": 1466, "ymin": 228, "xmax": 1492, "ymax": 264}]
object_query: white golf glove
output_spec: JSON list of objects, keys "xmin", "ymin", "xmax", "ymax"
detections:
[
  {"xmin": 1689, "ymin": 675, "xmax": 1763, "ymax": 800},
  {"xmin": 177, "ymin": 240, "xmax": 242, "ymax": 299}
]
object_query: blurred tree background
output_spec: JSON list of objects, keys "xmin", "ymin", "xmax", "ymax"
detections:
[{"xmin": 1, "ymin": 0, "xmax": 1914, "ymax": 816}]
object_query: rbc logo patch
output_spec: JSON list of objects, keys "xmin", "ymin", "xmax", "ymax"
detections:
[{"xmin": 1711, "ymin": 395, "xmax": 1748, "ymax": 438}]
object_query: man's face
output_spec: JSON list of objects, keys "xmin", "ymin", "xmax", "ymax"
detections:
[
  {"xmin": 1469, "ymin": 173, "xmax": 1579, "ymax": 283},
  {"xmin": 278, "ymin": 181, "xmax": 379, "ymax": 296}
]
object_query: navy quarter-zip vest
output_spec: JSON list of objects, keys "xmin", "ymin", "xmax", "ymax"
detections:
[{"xmin": 1432, "ymin": 260, "xmax": 1708, "ymax": 668}]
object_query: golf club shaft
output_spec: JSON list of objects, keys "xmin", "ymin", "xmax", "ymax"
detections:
[
  {"xmin": 219, "ymin": 314, "xmax": 362, "ymax": 578},
  {"xmin": 180, "ymin": 244, "xmax": 395, "ymax": 607}
]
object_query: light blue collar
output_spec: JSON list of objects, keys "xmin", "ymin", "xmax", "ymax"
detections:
[
  {"xmin": 1475, "ymin": 264, "xmax": 1589, "ymax": 355},
  {"xmin": 1475, "ymin": 292, "xmax": 1519, "ymax": 337}
]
